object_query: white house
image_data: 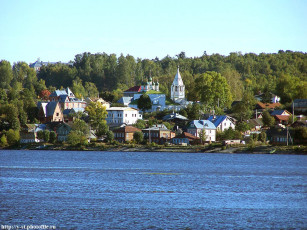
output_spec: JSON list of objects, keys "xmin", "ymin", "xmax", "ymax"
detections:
[
  {"xmin": 208, "ymin": 115, "xmax": 236, "ymax": 132},
  {"xmin": 186, "ymin": 120, "xmax": 216, "ymax": 142},
  {"xmin": 106, "ymin": 107, "xmax": 142, "ymax": 125}
]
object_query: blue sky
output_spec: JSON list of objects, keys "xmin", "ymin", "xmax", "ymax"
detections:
[{"xmin": 1, "ymin": 0, "xmax": 306, "ymax": 64}]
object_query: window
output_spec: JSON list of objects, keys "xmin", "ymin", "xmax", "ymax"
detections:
[{"xmin": 56, "ymin": 113, "xmax": 59, "ymax": 116}]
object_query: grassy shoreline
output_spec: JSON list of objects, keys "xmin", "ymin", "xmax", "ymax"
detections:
[{"xmin": 3, "ymin": 143, "xmax": 307, "ymax": 155}]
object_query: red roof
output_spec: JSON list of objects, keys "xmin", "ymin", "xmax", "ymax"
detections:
[
  {"xmin": 113, "ymin": 126, "xmax": 141, "ymax": 133},
  {"xmin": 175, "ymin": 132, "xmax": 199, "ymax": 140},
  {"xmin": 274, "ymin": 115, "xmax": 290, "ymax": 121},
  {"xmin": 256, "ymin": 102, "xmax": 281, "ymax": 109},
  {"xmin": 124, "ymin": 86, "xmax": 141, "ymax": 93}
]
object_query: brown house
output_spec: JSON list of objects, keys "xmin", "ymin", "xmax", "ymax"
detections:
[
  {"xmin": 38, "ymin": 102, "xmax": 64, "ymax": 123},
  {"xmin": 113, "ymin": 126, "xmax": 141, "ymax": 143},
  {"xmin": 142, "ymin": 124, "xmax": 176, "ymax": 144},
  {"xmin": 172, "ymin": 132, "xmax": 200, "ymax": 145}
]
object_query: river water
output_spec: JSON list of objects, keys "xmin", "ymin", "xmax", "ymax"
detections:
[{"xmin": 0, "ymin": 150, "xmax": 306, "ymax": 229}]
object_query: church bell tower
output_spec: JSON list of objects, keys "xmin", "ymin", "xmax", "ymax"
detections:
[{"xmin": 171, "ymin": 66, "xmax": 185, "ymax": 102}]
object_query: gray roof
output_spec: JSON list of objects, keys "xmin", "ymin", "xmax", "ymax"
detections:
[
  {"xmin": 188, "ymin": 120, "xmax": 216, "ymax": 130},
  {"xmin": 117, "ymin": 97, "xmax": 133, "ymax": 104},
  {"xmin": 163, "ymin": 113, "xmax": 188, "ymax": 121},
  {"xmin": 46, "ymin": 102, "xmax": 59, "ymax": 117},
  {"xmin": 143, "ymin": 124, "xmax": 169, "ymax": 131}
]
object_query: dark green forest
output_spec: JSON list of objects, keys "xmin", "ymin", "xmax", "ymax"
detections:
[
  {"xmin": 37, "ymin": 50, "xmax": 307, "ymax": 104},
  {"xmin": 0, "ymin": 50, "xmax": 306, "ymax": 133}
]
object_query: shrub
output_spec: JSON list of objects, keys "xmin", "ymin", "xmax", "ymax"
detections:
[
  {"xmin": 106, "ymin": 130, "xmax": 114, "ymax": 143},
  {"xmin": 67, "ymin": 131, "xmax": 87, "ymax": 146},
  {"xmin": 49, "ymin": 131, "xmax": 57, "ymax": 143},
  {"xmin": 0, "ymin": 134, "xmax": 8, "ymax": 147},
  {"xmin": 133, "ymin": 131, "xmax": 144, "ymax": 144},
  {"xmin": 43, "ymin": 130, "xmax": 50, "ymax": 143},
  {"xmin": 6, "ymin": 129, "xmax": 20, "ymax": 146}
]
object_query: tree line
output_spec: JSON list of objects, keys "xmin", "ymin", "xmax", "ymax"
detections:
[{"xmin": 36, "ymin": 50, "xmax": 306, "ymax": 104}]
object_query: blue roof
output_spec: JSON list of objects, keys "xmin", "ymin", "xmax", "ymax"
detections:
[
  {"xmin": 59, "ymin": 95, "xmax": 69, "ymax": 102},
  {"xmin": 189, "ymin": 120, "xmax": 216, "ymax": 129},
  {"xmin": 270, "ymin": 110, "xmax": 287, "ymax": 116},
  {"xmin": 63, "ymin": 109, "xmax": 72, "ymax": 115},
  {"xmin": 208, "ymin": 115, "xmax": 227, "ymax": 127},
  {"xmin": 49, "ymin": 89, "xmax": 67, "ymax": 97},
  {"xmin": 35, "ymin": 124, "xmax": 46, "ymax": 132},
  {"xmin": 117, "ymin": 97, "xmax": 132, "ymax": 104}
]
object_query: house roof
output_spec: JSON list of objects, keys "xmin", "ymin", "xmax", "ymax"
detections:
[
  {"xmin": 50, "ymin": 89, "xmax": 67, "ymax": 97},
  {"xmin": 35, "ymin": 124, "xmax": 46, "ymax": 132},
  {"xmin": 49, "ymin": 88, "xmax": 74, "ymax": 98},
  {"xmin": 117, "ymin": 97, "xmax": 133, "ymax": 104},
  {"xmin": 247, "ymin": 119, "xmax": 263, "ymax": 127},
  {"xmin": 175, "ymin": 132, "xmax": 199, "ymax": 140},
  {"xmin": 293, "ymin": 99, "xmax": 307, "ymax": 107},
  {"xmin": 274, "ymin": 115, "xmax": 290, "ymax": 121},
  {"xmin": 163, "ymin": 113, "xmax": 188, "ymax": 121},
  {"xmin": 39, "ymin": 102, "xmax": 48, "ymax": 116},
  {"xmin": 46, "ymin": 102, "xmax": 59, "ymax": 117},
  {"xmin": 143, "ymin": 124, "xmax": 169, "ymax": 131},
  {"xmin": 256, "ymin": 102, "xmax": 281, "ymax": 109},
  {"xmin": 124, "ymin": 86, "xmax": 142, "ymax": 93},
  {"xmin": 59, "ymin": 95, "xmax": 69, "ymax": 102},
  {"xmin": 208, "ymin": 115, "xmax": 227, "ymax": 127},
  {"xmin": 188, "ymin": 120, "xmax": 216, "ymax": 129},
  {"xmin": 270, "ymin": 110, "xmax": 290, "ymax": 116},
  {"xmin": 113, "ymin": 126, "xmax": 141, "ymax": 133}
]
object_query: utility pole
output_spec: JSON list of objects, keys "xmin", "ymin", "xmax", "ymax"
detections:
[
  {"xmin": 286, "ymin": 126, "xmax": 289, "ymax": 146},
  {"xmin": 292, "ymin": 101, "xmax": 295, "ymax": 124}
]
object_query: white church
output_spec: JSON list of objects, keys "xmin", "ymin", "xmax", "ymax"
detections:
[
  {"xmin": 119, "ymin": 67, "xmax": 191, "ymax": 112},
  {"xmin": 171, "ymin": 67, "xmax": 186, "ymax": 104}
]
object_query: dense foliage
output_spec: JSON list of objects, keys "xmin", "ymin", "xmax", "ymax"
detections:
[{"xmin": 33, "ymin": 51, "xmax": 307, "ymax": 104}]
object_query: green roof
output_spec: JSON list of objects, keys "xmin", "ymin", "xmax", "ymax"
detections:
[{"xmin": 144, "ymin": 90, "xmax": 163, "ymax": 95}]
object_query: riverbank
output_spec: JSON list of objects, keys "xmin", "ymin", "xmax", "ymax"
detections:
[{"xmin": 4, "ymin": 142, "xmax": 307, "ymax": 155}]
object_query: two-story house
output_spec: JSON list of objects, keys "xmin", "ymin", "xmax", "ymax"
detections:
[
  {"xmin": 186, "ymin": 120, "xmax": 216, "ymax": 142},
  {"xmin": 56, "ymin": 123, "xmax": 72, "ymax": 142},
  {"xmin": 208, "ymin": 115, "xmax": 236, "ymax": 132},
  {"xmin": 142, "ymin": 124, "xmax": 175, "ymax": 144},
  {"xmin": 38, "ymin": 102, "xmax": 64, "ymax": 123},
  {"xmin": 113, "ymin": 126, "xmax": 141, "ymax": 143},
  {"xmin": 106, "ymin": 107, "xmax": 142, "ymax": 125}
]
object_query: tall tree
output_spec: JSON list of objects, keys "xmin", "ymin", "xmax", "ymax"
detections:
[
  {"xmin": 137, "ymin": 94, "xmax": 152, "ymax": 112},
  {"xmin": 85, "ymin": 101, "xmax": 108, "ymax": 136},
  {"xmin": 0, "ymin": 60, "xmax": 13, "ymax": 89},
  {"xmin": 194, "ymin": 71, "xmax": 232, "ymax": 109}
]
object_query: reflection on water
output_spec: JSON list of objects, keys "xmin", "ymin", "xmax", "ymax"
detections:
[{"xmin": 1, "ymin": 150, "xmax": 306, "ymax": 229}]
